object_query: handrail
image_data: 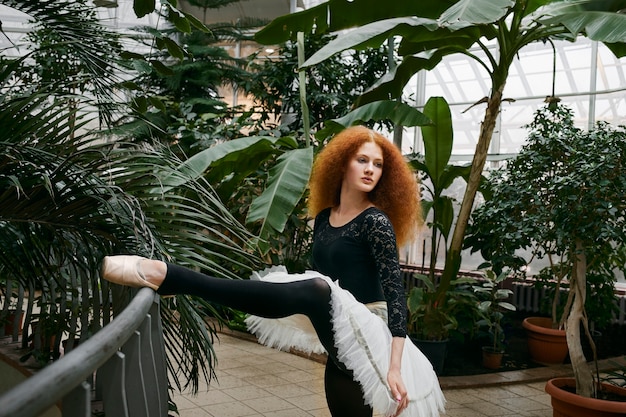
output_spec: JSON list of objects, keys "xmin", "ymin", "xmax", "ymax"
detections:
[{"xmin": 0, "ymin": 287, "xmax": 167, "ymax": 417}]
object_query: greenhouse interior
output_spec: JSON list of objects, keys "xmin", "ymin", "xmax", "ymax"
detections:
[{"xmin": 1, "ymin": 1, "xmax": 626, "ymax": 417}]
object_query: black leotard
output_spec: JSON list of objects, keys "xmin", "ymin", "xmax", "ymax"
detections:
[{"xmin": 311, "ymin": 207, "xmax": 407, "ymax": 338}]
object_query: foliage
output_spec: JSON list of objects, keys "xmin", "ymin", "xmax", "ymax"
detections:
[
  {"xmin": 408, "ymin": 97, "xmax": 472, "ymax": 278},
  {"xmin": 255, "ymin": 0, "xmax": 626, "ymax": 320},
  {"xmin": 404, "ymin": 96, "xmax": 477, "ymax": 341},
  {"xmin": 247, "ymin": 32, "xmax": 391, "ymax": 134},
  {"xmin": 115, "ymin": 21, "xmax": 263, "ymax": 156},
  {"xmin": 466, "ymin": 102, "xmax": 626, "ymax": 397},
  {"xmin": 466, "ymin": 104, "xmax": 625, "ymax": 327},
  {"xmin": 0, "ymin": 0, "xmax": 259, "ymax": 396},
  {"xmin": 407, "ymin": 274, "xmax": 479, "ymax": 341},
  {"xmin": 472, "ymin": 270, "xmax": 516, "ymax": 352}
]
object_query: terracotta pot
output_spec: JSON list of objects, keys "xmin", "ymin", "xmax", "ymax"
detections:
[
  {"xmin": 522, "ymin": 317, "xmax": 568, "ymax": 364},
  {"xmin": 483, "ymin": 346, "xmax": 504, "ymax": 369},
  {"xmin": 482, "ymin": 346, "xmax": 504, "ymax": 370},
  {"xmin": 3, "ymin": 309, "xmax": 24, "ymax": 336},
  {"xmin": 545, "ymin": 377, "xmax": 626, "ymax": 417}
]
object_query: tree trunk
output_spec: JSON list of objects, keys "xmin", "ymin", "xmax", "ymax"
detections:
[
  {"xmin": 567, "ymin": 239, "xmax": 594, "ymax": 397},
  {"xmin": 435, "ymin": 85, "xmax": 505, "ymax": 302}
]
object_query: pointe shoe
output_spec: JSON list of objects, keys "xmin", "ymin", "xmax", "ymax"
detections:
[{"xmin": 101, "ymin": 255, "xmax": 160, "ymax": 291}]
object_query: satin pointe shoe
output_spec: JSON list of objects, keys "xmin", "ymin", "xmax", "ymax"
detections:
[{"xmin": 101, "ymin": 255, "xmax": 160, "ymax": 291}]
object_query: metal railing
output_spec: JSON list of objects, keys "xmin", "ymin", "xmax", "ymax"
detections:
[{"xmin": 0, "ymin": 287, "xmax": 167, "ymax": 417}]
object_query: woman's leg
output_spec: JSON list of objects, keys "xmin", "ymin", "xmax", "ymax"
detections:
[
  {"xmin": 324, "ymin": 359, "xmax": 373, "ymax": 417},
  {"xmin": 158, "ymin": 263, "xmax": 341, "ymax": 358},
  {"xmin": 102, "ymin": 257, "xmax": 369, "ymax": 415},
  {"xmin": 159, "ymin": 263, "xmax": 328, "ymax": 318}
]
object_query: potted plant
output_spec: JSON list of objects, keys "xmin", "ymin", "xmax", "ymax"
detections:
[
  {"xmin": 407, "ymin": 274, "xmax": 478, "ymax": 374},
  {"xmin": 472, "ymin": 269, "xmax": 516, "ymax": 369},
  {"xmin": 467, "ymin": 102, "xmax": 626, "ymax": 413},
  {"xmin": 404, "ymin": 96, "xmax": 479, "ymax": 374},
  {"xmin": 1, "ymin": 296, "xmax": 24, "ymax": 339},
  {"xmin": 1, "ymin": 308, "xmax": 24, "ymax": 338},
  {"xmin": 521, "ymin": 264, "xmax": 569, "ymax": 365}
]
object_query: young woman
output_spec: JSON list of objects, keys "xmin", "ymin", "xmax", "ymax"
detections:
[{"xmin": 101, "ymin": 126, "xmax": 445, "ymax": 417}]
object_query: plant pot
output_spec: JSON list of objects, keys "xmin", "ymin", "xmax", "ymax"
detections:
[
  {"xmin": 2, "ymin": 309, "xmax": 24, "ymax": 336},
  {"xmin": 62, "ymin": 338, "xmax": 81, "ymax": 354},
  {"xmin": 411, "ymin": 338, "xmax": 448, "ymax": 375},
  {"xmin": 28, "ymin": 321, "xmax": 56, "ymax": 350},
  {"xmin": 545, "ymin": 377, "xmax": 626, "ymax": 417},
  {"xmin": 482, "ymin": 346, "xmax": 504, "ymax": 370},
  {"xmin": 522, "ymin": 317, "xmax": 568, "ymax": 364}
]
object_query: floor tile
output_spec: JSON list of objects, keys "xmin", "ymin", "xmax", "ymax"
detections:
[{"xmin": 163, "ymin": 331, "xmax": 599, "ymax": 417}]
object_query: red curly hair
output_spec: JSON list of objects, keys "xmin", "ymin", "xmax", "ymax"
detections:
[{"xmin": 308, "ymin": 126, "xmax": 422, "ymax": 246}]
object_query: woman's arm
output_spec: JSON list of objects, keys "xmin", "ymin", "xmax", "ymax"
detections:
[
  {"xmin": 388, "ymin": 336, "xmax": 409, "ymax": 415},
  {"xmin": 365, "ymin": 210, "xmax": 411, "ymax": 414}
]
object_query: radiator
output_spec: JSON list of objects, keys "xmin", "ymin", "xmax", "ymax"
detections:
[
  {"xmin": 511, "ymin": 282, "xmax": 626, "ymax": 325},
  {"xmin": 401, "ymin": 266, "xmax": 626, "ymax": 326}
]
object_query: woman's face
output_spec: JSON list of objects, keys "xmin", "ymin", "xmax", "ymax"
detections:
[{"xmin": 343, "ymin": 141, "xmax": 383, "ymax": 195}]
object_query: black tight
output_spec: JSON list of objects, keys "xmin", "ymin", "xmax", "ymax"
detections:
[
  {"xmin": 325, "ymin": 360, "xmax": 374, "ymax": 417},
  {"xmin": 157, "ymin": 264, "xmax": 373, "ymax": 416}
]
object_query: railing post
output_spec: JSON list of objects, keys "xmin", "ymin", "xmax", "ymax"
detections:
[
  {"xmin": 150, "ymin": 299, "xmax": 169, "ymax": 415},
  {"xmin": 62, "ymin": 381, "xmax": 91, "ymax": 417},
  {"xmin": 99, "ymin": 352, "xmax": 130, "ymax": 417},
  {"xmin": 0, "ymin": 289, "xmax": 160, "ymax": 417},
  {"xmin": 139, "ymin": 315, "xmax": 161, "ymax": 417},
  {"xmin": 122, "ymin": 330, "xmax": 150, "ymax": 417}
]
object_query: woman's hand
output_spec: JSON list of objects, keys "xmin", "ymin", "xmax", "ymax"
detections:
[
  {"xmin": 388, "ymin": 336, "xmax": 409, "ymax": 416},
  {"xmin": 387, "ymin": 367, "xmax": 409, "ymax": 416}
]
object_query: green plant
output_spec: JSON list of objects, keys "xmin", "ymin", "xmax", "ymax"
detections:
[
  {"xmin": 408, "ymin": 97, "xmax": 472, "ymax": 281},
  {"xmin": 256, "ymin": 0, "xmax": 626, "ymax": 317},
  {"xmin": 1, "ymin": 0, "xmax": 258, "ymax": 397},
  {"xmin": 473, "ymin": 269, "xmax": 516, "ymax": 352},
  {"xmin": 407, "ymin": 274, "xmax": 478, "ymax": 341},
  {"xmin": 466, "ymin": 102, "xmax": 626, "ymax": 398},
  {"xmin": 404, "ymin": 96, "xmax": 482, "ymax": 341},
  {"xmin": 248, "ymin": 31, "xmax": 391, "ymax": 134}
]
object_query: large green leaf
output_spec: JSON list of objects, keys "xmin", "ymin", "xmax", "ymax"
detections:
[
  {"xmin": 433, "ymin": 196, "xmax": 455, "ymax": 240},
  {"xmin": 133, "ymin": 0, "xmax": 155, "ymax": 18},
  {"xmin": 246, "ymin": 147, "xmax": 313, "ymax": 237},
  {"xmin": 421, "ymin": 97, "xmax": 453, "ymax": 186},
  {"xmin": 302, "ymin": 17, "xmax": 440, "ymax": 68},
  {"xmin": 540, "ymin": 10, "xmax": 626, "ymax": 44},
  {"xmin": 439, "ymin": 0, "xmax": 515, "ymax": 25},
  {"xmin": 356, "ymin": 48, "xmax": 453, "ymax": 104},
  {"xmin": 254, "ymin": 0, "xmax": 456, "ymax": 44},
  {"xmin": 439, "ymin": 164, "xmax": 472, "ymax": 191},
  {"xmin": 160, "ymin": 135, "xmax": 298, "ymax": 191},
  {"xmin": 316, "ymin": 100, "xmax": 432, "ymax": 139}
]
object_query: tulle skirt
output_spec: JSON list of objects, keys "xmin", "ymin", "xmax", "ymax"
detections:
[{"xmin": 244, "ymin": 267, "xmax": 445, "ymax": 417}]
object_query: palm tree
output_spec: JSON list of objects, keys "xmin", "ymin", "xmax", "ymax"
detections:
[{"xmin": 1, "ymin": 0, "xmax": 257, "ymax": 394}]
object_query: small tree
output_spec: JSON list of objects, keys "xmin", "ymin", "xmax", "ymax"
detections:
[{"xmin": 467, "ymin": 103, "xmax": 626, "ymax": 398}]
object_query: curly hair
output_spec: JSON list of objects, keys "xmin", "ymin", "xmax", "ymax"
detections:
[{"xmin": 308, "ymin": 126, "xmax": 422, "ymax": 246}]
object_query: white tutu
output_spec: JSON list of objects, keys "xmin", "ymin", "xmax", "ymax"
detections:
[{"xmin": 244, "ymin": 267, "xmax": 445, "ymax": 417}]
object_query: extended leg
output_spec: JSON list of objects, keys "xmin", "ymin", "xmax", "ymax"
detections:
[
  {"xmin": 159, "ymin": 264, "xmax": 329, "ymax": 319},
  {"xmin": 101, "ymin": 256, "xmax": 366, "ymax": 415},
  {"xmin": 158, "ymin": 263, "xmax": 341, "ymax": 358}
]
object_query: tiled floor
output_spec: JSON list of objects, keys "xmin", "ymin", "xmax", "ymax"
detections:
[
  {"xmin": 2, "ymin": 327, "xmax": 622, "ymax": 417},
  {"xmin": 171, "ymin": 331, "xmax": 568, "ymax": 417}
]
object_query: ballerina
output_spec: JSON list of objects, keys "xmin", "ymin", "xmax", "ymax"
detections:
[{"xmin": 101, "ymin": 126, "xmax": 445, "ymax": 417}]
